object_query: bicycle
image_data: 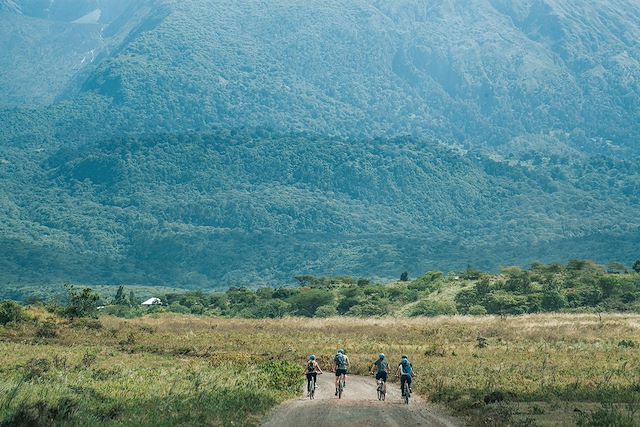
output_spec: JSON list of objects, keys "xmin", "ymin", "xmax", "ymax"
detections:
[
  {"xmin": 402, "ymin": 380, "xmax": 411, "ymax": 404},
  {"xmin": 337, "ymin": 372, "xmax": 345, "ymax": 399},
  {"xmin": 308, "ymin": 376, "xmax": 316, "ymax": 400},
  {"xmin": 376, "ymin": 378, "xmax": 386, "ymax": 401}
]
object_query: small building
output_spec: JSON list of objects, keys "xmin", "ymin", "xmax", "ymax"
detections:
[{"xmin": 141, "ymin": 297, "xmax": 162, "ymax": 306}]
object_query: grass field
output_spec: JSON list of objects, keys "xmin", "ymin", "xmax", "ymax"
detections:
[{"xmin": 1, "ymin": 310, "xmax": 639, "ymax": 426}]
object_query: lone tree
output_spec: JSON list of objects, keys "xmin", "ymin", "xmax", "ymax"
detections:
[
  {"xmin": 64, "ymin": 285, "xmax": 100, "ymax": 319},
  {"xmin": 113, "ymin": 285, "xmax": 126, "ymax": 305},
  {"xmin": 633, "ymin": 260, "xmax": 640, "ymax": 273},
  {"xmin": 400, "ymin": 272, "xmax": 409, "ymax": 282}
]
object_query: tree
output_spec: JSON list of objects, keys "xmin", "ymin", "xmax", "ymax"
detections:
[
  {"xmin": 63, "ymin": 285, "xmax": 100, "ymax": 319},
  {"xmin": 129, "ymin": 291, "xmax": 137, "ymax": 306},
  {"xmin": 455, "ymin": 288, "xmax": 480, "ymax": 314},
  {"xmin": 288, "ymin": 289, "xmax": 333, "ymax": 317},
  {"xmin": 400, "ymin": 272, "xmax": 409, "ymax": 282},
  {"xmin": 633, "ymin": 260, "xmax": 640, "ymax": 273},
  {"xmin": 113, "ymin": 285, "xmax": 126, "ymax": 305},
  {"xmin": 542, "ymin": 289, "xmax": 567, "ymax": 311}
]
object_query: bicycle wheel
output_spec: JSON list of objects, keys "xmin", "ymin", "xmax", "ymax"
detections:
[
  {"xmin": 309, "ymin": 378, "xmax": 315, "ymax": 399},
  {"xmin": 377, "ymin": 382, "xmax": 382, "ymax": 401},
  {"xmin": 403, "ymin": 383, "xmax": 410, "ymax": 404},
  {"xmin": 381, "ymin": 381, "xmax": 386, "ymax": 401},
  {"xmin": 338, "ymin": 375, "xmax": 344, "ymax": 399}
]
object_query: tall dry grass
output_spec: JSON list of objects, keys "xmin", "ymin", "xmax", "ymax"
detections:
[{"xmin": 1, "ymin": 311, "xmax": 639, "ymax": 425}]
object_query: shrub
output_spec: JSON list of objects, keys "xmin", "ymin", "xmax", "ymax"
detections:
[
  {"xmin": 314, "ymin": 304, "xmax": 337, "ymax": 317},
  {"xmin": 576, "ymin": 404, "xmax": 636, "ymax": 427},
  {"xmin": 256, "ymin": 360, "xmax": 301, "ymax": 394},
  {"xmin": 22, "ymin": 358, "xmax": 51, "ymax": 381},
  {"xmin": 409, "ymin": 300, "xmax": 457, "ymax": 317},
  {"xmin": 346, "ymin": 302, "xmax": 388, "ymax": 317},
  {"xmin": 63, "ymin": 286, "xmax": 99, "ymax": 319},
  {"xmin": 35, "ymin": 321, "xmax": 59, "ymax": 338},
  {"xmin": 1, "ymin": 397, "xmax": 77, "ymax": 427},
  {"xmin": 468, "ymin": 305, "xmax": 488, "ymax": 315},
  {"xmin": 0, "ymin": 300, "xmax": 24, "ymax": 325}
]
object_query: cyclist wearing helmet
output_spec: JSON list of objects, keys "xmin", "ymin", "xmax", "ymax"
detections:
[
  {"xmin": 332, "ymin": 348, "xmax": 350, "ymax": 395},
  {"xmin": 370, "ymin": 353, "xmax": 389, "ymax": 383},
  {"xmin": 304, "ymin": 355, "xmax": 323, "ymax": 396},
  {"xmin": 395, "ymin": 355, "xmax": 415, "ymax": 396}
]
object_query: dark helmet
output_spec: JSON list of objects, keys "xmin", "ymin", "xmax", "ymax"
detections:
[
  {"xmin": 309, "ymin": 355, "xmax": 316, "ymax": 361},
  {"xmin": 379, "ymin": 353, "xmax": 385, "ymax": 359}
]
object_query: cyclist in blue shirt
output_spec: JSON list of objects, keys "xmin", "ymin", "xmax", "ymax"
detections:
[{"xmin": 395, "ymin": 355, "xmax": 415, "ymax": 396}]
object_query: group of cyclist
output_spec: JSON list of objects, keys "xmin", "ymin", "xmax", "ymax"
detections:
[{"xmin": 303, "ymin": 349, "xmax": 415, "ymax": 398}]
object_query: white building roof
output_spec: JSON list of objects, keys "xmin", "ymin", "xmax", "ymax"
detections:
[{"xmin": 141, "ymin": 297, "xmax": 162, "ymax": 306}]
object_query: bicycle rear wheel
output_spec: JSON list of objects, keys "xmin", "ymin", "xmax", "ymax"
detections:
[
  {"xmin": 338, "ymin": 375, "xmax": 344, "ymax": 399},
  {"xmin": 309, "ymin": 378, "xmax": 315, "ymax": 399},
  {"xmin": 403, "ymin": 383, "xmax": 410, "ymax": 404}
]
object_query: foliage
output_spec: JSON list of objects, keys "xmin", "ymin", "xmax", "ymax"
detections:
[
  {"xmin": 0, "ymin": 300, "xmax": 24, "ymax": 325},
  {"xmin": 2, "ymin": 0, "xmax": 640, "ymax": 287},
  {"xmin": 1, "ymin": 129, "xmax": 640, "ymax": 287},
  {"xmin": 62, "ymin": 285, "xmax": 100, "ymax": 319}
]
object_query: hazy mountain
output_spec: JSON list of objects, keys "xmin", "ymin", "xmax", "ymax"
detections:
[{"xmin": 1, "ymin": 0, "xmax": 639, "ymax": 286}]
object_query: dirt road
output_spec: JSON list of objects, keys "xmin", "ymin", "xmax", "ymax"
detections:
[{"xmin": 260, "ymin": 373, "xmax": 462, "ymax": 427}]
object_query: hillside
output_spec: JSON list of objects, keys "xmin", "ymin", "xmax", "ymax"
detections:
[
  {"xmin": 1, "ymin": 0, "xmax": 640, "ymax": 286},
  {"xmin": 1, "ymin": 132, "xmax": 639, "ymax": 286},
  {"xmin": 3, "ymin": 0, "xmax": 640, "ymax": 151}
]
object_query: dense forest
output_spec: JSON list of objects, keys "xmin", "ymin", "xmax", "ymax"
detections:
[
  {"xmin": 1, "ymin": 132, "xmax": 640, "ymax": 287},
  {"xmin": 1, "ymin": 0, "xmax": 640, "ymax": 286}
]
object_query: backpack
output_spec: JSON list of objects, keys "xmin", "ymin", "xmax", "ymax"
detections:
[
  {"xmin": 335, "ymin": 353, "xmax": 346, "ymax": 369},
  {"xmin": 307, "ymin": 361, "xmax": 316, "ymax": 373},
  {"xmin": 400, "ymin": 360, "xmax": 412, "ymax": 376}
]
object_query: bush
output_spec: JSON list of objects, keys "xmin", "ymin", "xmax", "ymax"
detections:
[
  {"xmin": 346, "ymin": 302, "xmax": 388, "ymax": 317},
  {"xmin": 256, "ymin": 360, "xmax": 301, "ymax": 394},
  {"xmin": 63, "ymin": 286, "xmax": 99, "ymax": 319},
  {"xmin": 0, "ymin": 300, "xmax": 24, "ymax": 325},
  {"xmin": 35, "ymin": 321, "xmax": 59, "ymax": 338},
  {"xmin": 1, "ymin": 397, "xmax": 78, "ymax": 427},
  {"xmin": 576, "ymin": 404, "xmax": 636, "ymax": 427},
  {"xmin": 468, "ymin": 305, "xmax": 488, "ymax": 315},
  {"xmin": 409, "ymin": 300, "xmax": 457, "ymax": 317},
  {"xmin": 314, "ymin": 304, "xmax": 337, "ymax": 317},
  {"xmin": 22, "ymin": 358, "xmax": 51, "ymax": 381}
]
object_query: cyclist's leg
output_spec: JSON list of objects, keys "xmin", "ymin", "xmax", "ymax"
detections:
[
  {"xmin": 312, "ymin": 373, "xmax": 317, "ymax": 388},
  {"xmin": 407, "ymin": 375, "xmax": 412, "ymax": 392},
  {"xmin": 306, "ymin": 373, "xmax": 312, "ymax": 392},
  {"xmin": 400, "ymin": 375, "xmax": 407, "ymax": 395}
]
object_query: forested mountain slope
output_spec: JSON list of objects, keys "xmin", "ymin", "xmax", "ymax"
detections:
[
  {"xmin": 2, "ymin": 0, "xmax": 640, "ymax": 152},
  {"xmin": 1, "ymin": 133, "xmax": 638, "ymax": 286},
  {"xmin": 1, "ymin": 0, "xmax": 639, "ymax": 286}
]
